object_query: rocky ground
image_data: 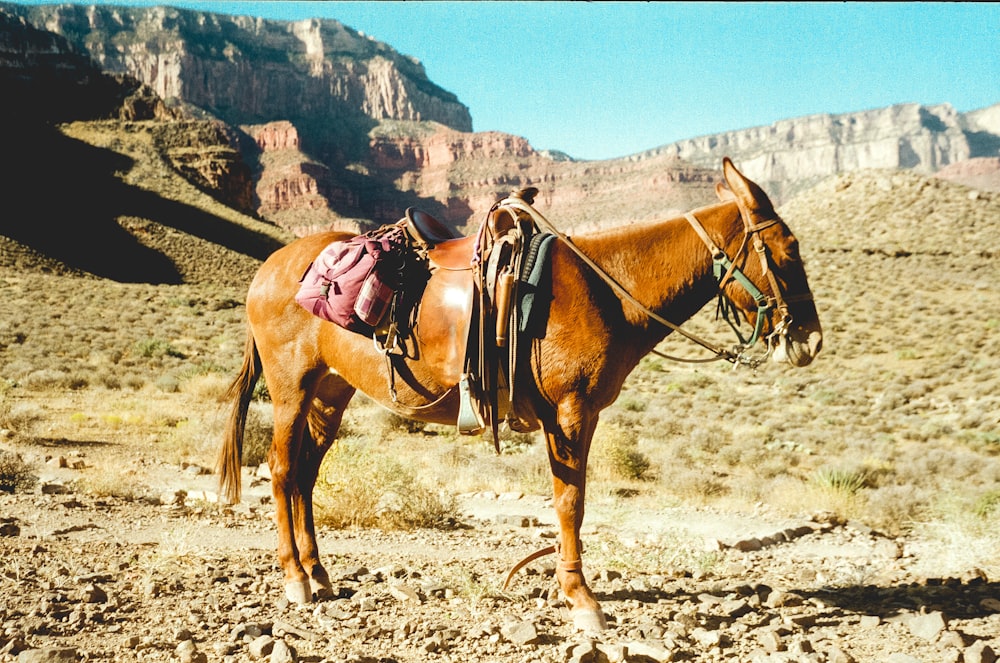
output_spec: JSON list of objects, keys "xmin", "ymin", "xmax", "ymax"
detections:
[{"xmin": 1, "ymin": 460, "xmax": 998, "ymax": 663}]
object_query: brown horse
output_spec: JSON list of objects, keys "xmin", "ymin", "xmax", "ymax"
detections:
[{"xmin": 218, "ymin": 158, "xmax": 822, "ymax": 631}]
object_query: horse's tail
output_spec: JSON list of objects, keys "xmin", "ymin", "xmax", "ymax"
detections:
[{"xmin": 217, "ymin": 326, "xmax": 262, "ymax": 504}]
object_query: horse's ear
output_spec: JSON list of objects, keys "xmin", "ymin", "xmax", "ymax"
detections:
[
  {"xmin": 715, "ymin": 182, "xmax": 735, "ymax": 202},
  {"xmin": 722, "ymin": 157, "xmax": 749, "ymax": 198},
  {"xmin": 722, "ymin": 157, "xmax": 774, "ymax": 216}
]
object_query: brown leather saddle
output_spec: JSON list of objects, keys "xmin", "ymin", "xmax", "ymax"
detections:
[{"xmin": 389, "ymin": 190, "xmax": 546, "ymax": 447}]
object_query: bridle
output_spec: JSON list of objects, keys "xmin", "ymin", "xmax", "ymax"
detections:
[
  {"xmin": 681, "ymin": 208, "xmax": 812, "ymax": 366},
  {"xmin": 499, "ymin": 195, "xmax": 811, "ymax": 368}
]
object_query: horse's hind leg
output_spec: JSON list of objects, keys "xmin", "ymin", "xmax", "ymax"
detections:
[
  {"xmin": 291, "ymin": 375, "xmax": 355, "ymax": 600},
  {"xmin": 267, "ymin": 381, "xmax": 315, "ymax": 605},
  {"xmin": 267, "ymin": 369, "xmax": 353, "ymax": 604}
]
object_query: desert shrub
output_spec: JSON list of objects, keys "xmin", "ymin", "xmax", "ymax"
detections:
[
  {"xmin": 179, "ymin": 373, "xmax": 230, "ymax": 400},
  {"xmin": 21, "ymin": 368, "xmax": 73, "ymax": 390},
  {"xmin": 314, "ymin": 440, "xmax": 457, "ymax": 530},
  {"xmin": 592, "ymin": 423, "xmax": 651, "ymax": 481},
  {"xmin": 665, "ymin": 472, "xmax": 729, "ymax": 503},
  {"xmin": 155, "ymin": 375, "xmax": 180, "ymax": 393},
  {"xmin": 0, "ymin": 399, "xmax": 44, "ymax": 437},
  {"xmin": 974, "ymin": 490, "xmax": 1000, "ymax": 519},
  {"xmin": 74, "ymin": 467, "xmax": 144, "ymax": 500},
  {"xmin": 617, "ymin": 396, "xmax": 648, "ymax": 413},
  {"xmin": 811, "ymin": 467, "xmax": 868, "ymax": 496},
  {"xmin": 377, "ymin": 410, "xmax": 427, "ymax": 435},
  {"xmin": 861, "ymin": 483, "xmax": 929, "ymax": 536},
  {"xmin": 123, "ymin": 375, "xmax": 145, "ymax": 391},
  {"xmin": 0, "ymin": 451, "xmax": 37, "ymax": 494},
  {"xmin": 251, "ymin": 376, "xmax": 270, "ymax": 401},
  {"xmin": 242, "ymin": 403, "xmax": 273, "ymax": 468},
  {"xmin": 379, "ymin": 482, "xmax": 458, "ymax": 530},
  {"xmin": 801, "ymin": 467, "xmax": 870, "ymax": 522},
  {"xmin": 133, "ymin": 338, "xmax": 185, "ymax": 359}
]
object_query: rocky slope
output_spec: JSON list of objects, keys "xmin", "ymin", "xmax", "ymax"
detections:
[{"xmin": 1, "ymin": 460, "xmax": 998, "ymax": 663}]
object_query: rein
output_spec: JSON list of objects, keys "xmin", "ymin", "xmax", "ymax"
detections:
[{"xmin": 497, "ymin": 196, "xmax": 787, "ymax": 367}]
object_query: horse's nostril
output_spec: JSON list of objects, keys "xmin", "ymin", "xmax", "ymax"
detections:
[{"xmin": 809, "ymin": 331, "xmax": 823, "ymax": 356}]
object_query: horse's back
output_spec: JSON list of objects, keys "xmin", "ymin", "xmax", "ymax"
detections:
[{"xmin": 245, "ymin": 232, "xmax": 353, "ymax": 369}]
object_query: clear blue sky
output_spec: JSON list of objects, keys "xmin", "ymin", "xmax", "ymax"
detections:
[{"xmin": 12, "ymin": 1, "xmax": 1000, "ymax": 160}]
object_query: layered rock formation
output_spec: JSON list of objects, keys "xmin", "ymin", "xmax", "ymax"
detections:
[
  {"xmin": 5, "ymin": 3, "xmax": 472, "ymax": 133},
  {"xmin": 366, "ymin": 122, "xmax": 722, "ymax": 233},
  {"xmin": 153, "ymin": 120, "xmax": 256, "ymax": 214},
  {"xmin": 244, "ymin": 121, "xmax": 368, "ymax": 236},
  {"xmin": 642, "ymin": 103, "xmax": 998, "ymax": 202}
]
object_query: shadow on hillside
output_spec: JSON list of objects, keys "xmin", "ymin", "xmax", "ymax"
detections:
[
  {"xmin": 327, "ymin": 160, "xmax": 477, "ymax": 231},
  {"xmin": 282, "ymin": 114, "xmax": 479, "ymax": 232},
  {"xmin": 2, "ymin": 123, "xmax": 285, "ymax": 283}
]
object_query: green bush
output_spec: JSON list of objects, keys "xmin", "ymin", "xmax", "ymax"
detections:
[
  {"xmin": 811, "ymin": 467, "xmax": 868, "ymax": 495},
  {"xmin": 133, "ymin": 338, "xmax": 185, "ymax": 359}
]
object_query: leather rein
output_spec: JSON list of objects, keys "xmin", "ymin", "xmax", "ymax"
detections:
[{"xmin": 500, "ymin": 197, "xmax": 809, "ymax": 368}]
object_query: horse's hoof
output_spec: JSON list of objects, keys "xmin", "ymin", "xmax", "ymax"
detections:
[
  {"xmin": 310, "ymin": 577, "xmax": 334, "ymax": 600},
  {"xmin": 571, "ymin": 608, "xmax": 608, "ymax": 632},
  {"xmin": 284, "ymin": 580, "xmax": 313, "ymax": 605}
]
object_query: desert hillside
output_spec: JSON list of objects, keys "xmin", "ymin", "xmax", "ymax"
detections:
[{"xmin": 1, "ymin": 160, "xmax": 998, "ymax": 663}]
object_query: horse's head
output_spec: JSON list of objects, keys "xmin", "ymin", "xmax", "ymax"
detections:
[{"xmin": 712, "ymin": 158, "xmax": 823, "ymax": 367}]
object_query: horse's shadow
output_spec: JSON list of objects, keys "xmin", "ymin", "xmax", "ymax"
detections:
[
  {"xmin": 594, "ymin": 578, "xmax": 1000, "ymax": 623},
  {"xmin": 801, "ymin": 579, "xmax": 1000, "ymax": 620}
]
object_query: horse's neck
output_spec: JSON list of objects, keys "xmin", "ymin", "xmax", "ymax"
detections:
[{"xmin": 575, "ymin": 202, "xmax": 737, "ymax": 337}]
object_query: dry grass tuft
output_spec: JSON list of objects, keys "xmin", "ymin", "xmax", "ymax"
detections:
[{"xmin": 313, "ymin": 439, "xmax": 459, "ymax": 530}]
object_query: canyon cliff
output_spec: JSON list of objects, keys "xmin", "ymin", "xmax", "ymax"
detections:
[
  {"xmin": 642, "ymin": 102, "xmax": 999, "ymax": 202},
  {"xmin": 3, "ymin": 2, "xmax": 999, "ymax": 240}
]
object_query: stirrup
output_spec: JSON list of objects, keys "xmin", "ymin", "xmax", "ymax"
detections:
[{"xmin": 457, "ymin": 374, "xmax": 485, "ymax": 435}]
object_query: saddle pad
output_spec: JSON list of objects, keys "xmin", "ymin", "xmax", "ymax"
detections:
[{"xmin": 518, "ymin": 233, "xmax": 556, "ymax": 337}]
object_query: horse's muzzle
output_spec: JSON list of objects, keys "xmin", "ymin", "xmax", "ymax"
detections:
[{"xmin": 771, "ymin": 328, "xmax": 823, "ymax": 367}]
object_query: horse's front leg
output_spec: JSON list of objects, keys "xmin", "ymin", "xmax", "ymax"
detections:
[{"xmin": 544, "ymin": 407, "xmax": 607, "ymax": 632}]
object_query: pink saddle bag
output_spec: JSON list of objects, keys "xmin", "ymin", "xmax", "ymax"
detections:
[{"xmin": 295, "ymin": 225, "xmax": 409, "ymax": 335}]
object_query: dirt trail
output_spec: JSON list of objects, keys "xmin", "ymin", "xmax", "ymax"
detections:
[{"xmin": 2, "ymin": 458, "xmax": 999, "ymax": 663}]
